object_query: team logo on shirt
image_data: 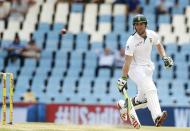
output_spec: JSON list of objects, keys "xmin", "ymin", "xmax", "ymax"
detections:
[{"xmin": 136, "ymin": 41, "xmax": 143, "ymax": 47}]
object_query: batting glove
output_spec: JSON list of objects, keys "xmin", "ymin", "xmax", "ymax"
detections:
[
  {"xmin": 162, "ymin": 56, "xmax": 174, "ymax": 69},
  {"xmin": 117, "ymin": 76, "xmax": 128, "ymax": 92}
]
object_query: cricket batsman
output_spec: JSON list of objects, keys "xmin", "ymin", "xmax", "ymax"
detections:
[{"xmin": 116, "ymin": 14, "xmax": 174, "ymax": 127}]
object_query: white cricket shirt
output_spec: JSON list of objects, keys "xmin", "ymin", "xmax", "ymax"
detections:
[{"xmin": 125, "ymin": 29, "xmax": 160, "ymax": 66}]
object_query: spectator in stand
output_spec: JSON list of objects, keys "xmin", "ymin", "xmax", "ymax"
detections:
[
  {"xmin": 9, "ymin": 0, "xmax": 30, "ymax": 22},
  {"xmin": 3, "ymin": 33, "xmax": 25, "ymax": 67},
  {"xmin": 22, "ymin": 88, "xmax": 37, "ymax": 103},
  {"xmin": 95, "ymin": 48, "xmax": 114, "ymax": 77},
  {"xmin": 155, "ymin": 0, "xmax": 172, "ymax": 14},
  {"xmin": 114, "ymin": 0, "xmax": 142, "ymax": 13},
  {"xmin": 0, "ymin": 0, "xmax": 11, "ymax": 20},
  {"xmin": 114, "ymin": 48, "xmax": 125, "ymax": 69},
  {"xmin": 155, "ymin": 0, "xmax": 172, "ymax": 23},
  {"xmin": 22, "ymin": 39, "xmax": 41, "ymax": 60},
  {"xmin": 126, "ymin": 0, "xmax": 142, "ymax": 13}
]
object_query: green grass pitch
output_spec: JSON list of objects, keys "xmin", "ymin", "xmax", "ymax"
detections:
[{"xmin": 0, "ymin": 123, "xmax": 189, "ymax": 131}]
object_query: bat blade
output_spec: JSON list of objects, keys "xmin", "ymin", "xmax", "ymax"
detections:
[{"xmin": 123, "ymin": 89, "xmax": 141, "ymax": 129}]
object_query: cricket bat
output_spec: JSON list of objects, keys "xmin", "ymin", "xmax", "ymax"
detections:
[{"xmin": 122, "ymin": 88, "xmax": 141, "ymax": 129}]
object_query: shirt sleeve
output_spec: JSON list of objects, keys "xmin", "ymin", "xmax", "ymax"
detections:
[
  {"xmin": 125, "ymin": 37, "xmax": 135, "ymax": 56},
  {"xmin": 152, "ymin": 31, "xmax": 161, "ymax": 45}
]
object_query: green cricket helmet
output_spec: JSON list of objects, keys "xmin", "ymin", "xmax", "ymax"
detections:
[{"xmin": 133, "ymin": 14, "xmax": 147, "ymax": 25}]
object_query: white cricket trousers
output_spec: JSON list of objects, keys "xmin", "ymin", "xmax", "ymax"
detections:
[{"xmin": 128, "ymin": 64, "xmax": 162, "ymax": 122}]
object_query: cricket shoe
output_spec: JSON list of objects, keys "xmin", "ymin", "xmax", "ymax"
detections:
[
  {"xmin": 116, "ymin": 100, "xmax": 128, "ymax": 121},
  {"xmin": 155, "ymin": 111, "xmax": 167, "ymax": 127}
]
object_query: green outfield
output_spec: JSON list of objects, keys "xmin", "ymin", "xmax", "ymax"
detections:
[{"xmin": 0, "ymin": 123, "xmax": 189, "ymax": 131}]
